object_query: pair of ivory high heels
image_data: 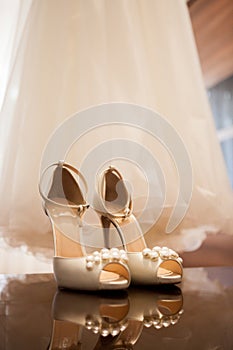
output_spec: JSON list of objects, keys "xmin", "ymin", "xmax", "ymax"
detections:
[
  {"xmin": 39, "ymin": 162, "xmax": 183, "ymax": 291},
  {"xmin": 49, "ymin": 287, "xmax": 183, "ymax": 349}
]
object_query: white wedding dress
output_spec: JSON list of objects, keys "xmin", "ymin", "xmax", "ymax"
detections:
[{"xmin": 0, "ymin": 0, "xmax": 232, "ymax": 272}]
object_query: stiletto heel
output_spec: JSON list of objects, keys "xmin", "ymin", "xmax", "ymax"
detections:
[
  {"xmin": 39, "ymin": 162, "xmax": 130, "ymax": 291},
  {"xmin": 100, "ymin": 215, "xmax": 111, "ymax": 249},
  {"xmin": 95, "ymin": 166, "xmax": 183, "ymax": 285},
  {"xmin": 101, "ymin": 215, "xmax": 125, "ymax": 249}
]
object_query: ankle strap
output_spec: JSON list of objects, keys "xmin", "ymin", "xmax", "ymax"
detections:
[{"xmin": 39, "ymin": 161, "xmax": 89, "ymax": 210}]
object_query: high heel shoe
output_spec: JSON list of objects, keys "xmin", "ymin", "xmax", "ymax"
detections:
[
  {"xmin": 48, "ymin": 286, "xmax": 183, "ymax": 349},
  {"xmin": 48, "ymin": 290, "xmax": 130, "ymax": 349},
  {"xmin": 95, "ymin": 166, "xmax": 183, "ymax": 285},
  {"xmin": 39, "ymin": 162, "xmax": 130, "ymax": 290},
  {"xmin": 128, "ymin": 286, "xmax": 183, "ymax": 329},
  {"xmin": 111, "ymin": 287, "xmax": 183, "ymax": 350}
]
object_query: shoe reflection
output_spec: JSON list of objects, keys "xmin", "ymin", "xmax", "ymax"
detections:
[{"xmin": 48, "ymin": 286, "xmax": 183, "ymax": 349}]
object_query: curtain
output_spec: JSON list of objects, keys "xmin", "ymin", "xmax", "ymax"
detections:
[{"xmin": 0, "ymin": 0, "xmax": 232, "ymax": 271}]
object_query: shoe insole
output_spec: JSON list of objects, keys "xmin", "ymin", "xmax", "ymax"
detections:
[{"xmin": 158, "ymin": 267, "xmax": 181, "ymax": 279}]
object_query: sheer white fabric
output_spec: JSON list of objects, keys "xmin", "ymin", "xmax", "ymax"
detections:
[{"xmin": 0, "ymin": 0, "xmax": 232, "ymax": 270}]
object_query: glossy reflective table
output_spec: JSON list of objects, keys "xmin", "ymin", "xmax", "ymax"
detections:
[{"xmin": 0, "ymin": 267, "xmax": 233, "ymax": 350}]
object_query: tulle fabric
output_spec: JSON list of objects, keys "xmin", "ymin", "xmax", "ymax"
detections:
[{"xmin": 0, "ymin": 0, "xmax": 232, "ymax": 264}]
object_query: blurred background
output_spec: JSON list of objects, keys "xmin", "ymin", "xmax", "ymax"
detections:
[{"xmin": 189, "ymin": 0, "xmax": 233, "ymax": 188}]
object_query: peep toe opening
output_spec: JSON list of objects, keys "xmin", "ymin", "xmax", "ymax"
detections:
[
  {"xmin": 101, "ymin": 263, "xmax": 130, "ymax": 288},
  {"xmin": 157, "ymin": 261, "xmax": 182, "ymax": 282}
]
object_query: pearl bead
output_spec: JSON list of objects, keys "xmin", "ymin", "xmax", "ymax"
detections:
[
  {"xmin": 154, "ymin": 323, "xmax": 162, "ymax": 329},
  {"xmin": 162, "ymin": 317, "xmax": 171, "ymax": 327},
  {"xmin": 143, "ymin": 318, "xmax": 152, "ymax": 328},
  {"xmin": 86, "ymin": 255, "xmax": 94, "ymax": 262},
  {"xmin": 101, "ymin": 248, "xmax": 109, "ymax": 254},
  {"xmin": 150, "ymin": 251, "xmax": 159, "ymax": 260},
  {"xmin": 93, "ymin": 327, "xmax": 100, "ymax": 334},
  {"xmin": 142, "ymin": 248, "xmax": 151, "ymax": 258},
  {"xmin": 101, "ymin": 328, "xmax": 109, "ymax": 337},
  {"xmin": 85, "ymin": 319, "xmax": 93, "ymax": 328},
  {"xmin": 161, "ymin": 246, "xmax": 169, "ymax": 251},
  {"xmin": 120, "ymin": 323, "xmax": 127, "ymax": 331},
  {"xmin": 169, "ymin": 249, "xmax": 178, "ymax": 258},
  {"xmin": 160, "ymin": 250, "xmax": 170, "ymax": 259},
  {"xmin": 120, "ymin": 249, "xmax": 126, "ymax": 255},
  {"xmin": 85, "ymin": 319, "xmax": 92, "ymax": 326},
  {"xmin": 94, "ymin": 256, "xmax": 101, "ymax": 263},
  {"xmin": 112, "ymin": 251, "xmax": 120, "ymax": 260},
  {"xmin": 102, "ymin": 252, "xmax": 110, "ymax": 260},
  {"xmin": 93, "ymin": 251, "xmax": 100, "ymax": 257},
  {"xmin": 178, "ymin": 257, "xmax": 183, "ymax": 264},
  {"xmin": 152, "ymin": 246, "xmax": 161, "ymax": 252},
  {"xmin": 110, "ymin": 248, "xmax": 119, "ymax": 253},
  {"xmin": 111, "ymin": 327, "xmax": 120, "ymax": 336},
  {"xmin": 152, "ymin": 317, "xmax": 160, "ymax": 326},
  {"xmin": 121, "ymin": 253, "xmax": 128, "ymax": 261},
  {"xmin": 171, "ymin": 316, "xmax": 179, "ymax": 325},
  {"xmin": 86, "ymin": 261, "xmax": 94, "ymax": 269}
]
